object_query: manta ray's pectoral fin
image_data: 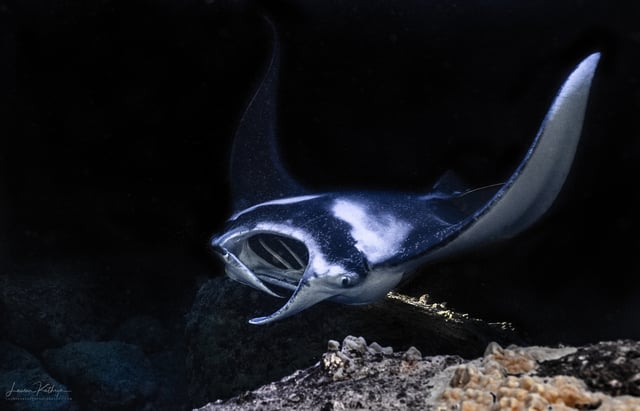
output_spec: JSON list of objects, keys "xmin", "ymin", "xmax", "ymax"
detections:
[
  {"xmin": 428, "ymin": 52, "xmax": 601, "ymax": 261},
  {"xmin": 230, "ymin": 20, "xmax": 308, "ymax": 212}
]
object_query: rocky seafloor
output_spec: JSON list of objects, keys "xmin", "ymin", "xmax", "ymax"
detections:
[
  {"xmin": 3, "ymin": 270, "xmax": 640, "ymax": 411},
  {"xmin": 0, "ymin": 268, "xmax": 519, "ymax": 411},
  {"xmin": 198, "ymin": 336, "xmax": 640, "ymax": 411},
  {"xmin": 0, "ymin": 265, "xmax": 193, "ymax": 411}
]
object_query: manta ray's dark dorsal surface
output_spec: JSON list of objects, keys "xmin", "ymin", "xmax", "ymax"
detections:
[{"xmin": 211, "ymin": 36, "xmax": 600, "ymax": 324}]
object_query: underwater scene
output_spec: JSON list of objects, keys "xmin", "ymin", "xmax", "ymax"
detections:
[{"xmin": 4, "ymin": 1, "xmax": 640, "ymax": 410}]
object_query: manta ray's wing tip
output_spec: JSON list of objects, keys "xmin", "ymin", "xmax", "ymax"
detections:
[
  {"xmin": 565, "ymin": 52, "xmax": 601, "ymax": 91},
  {"xmin": 586, "ymin": 51, "xmax": 601, "ymax": 63},
  {"xmin": 578, "ymin": 52, "xmax": 601, "ymax": 77}
]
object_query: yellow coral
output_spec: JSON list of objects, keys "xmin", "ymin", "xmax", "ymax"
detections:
[
  {"xmin": 435, "ymin": 343, "xmax": 640, "ymax": 411},
  {"xmin": 484, "ymin": 342, "xmax": 536, "ymax": 374}
]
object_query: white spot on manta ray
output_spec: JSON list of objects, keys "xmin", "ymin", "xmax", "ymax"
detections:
[{"xmin": 331, "ymin": 199, "xmax": 412, "ymax": 265}]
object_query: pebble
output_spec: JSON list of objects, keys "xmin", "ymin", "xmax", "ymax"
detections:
[{"xmin": 403, "ymin": 346, "xmax": 423, "ymax": 362}]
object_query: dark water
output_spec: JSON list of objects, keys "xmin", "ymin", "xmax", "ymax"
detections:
[{"xmin": 3, "ymin": 1, "xmax": 640, "ymax": 409}]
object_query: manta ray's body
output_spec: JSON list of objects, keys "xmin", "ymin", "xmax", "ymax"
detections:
[{"xmin": 211, "ymin": 35, "xmax": 600, "ymax": 324}]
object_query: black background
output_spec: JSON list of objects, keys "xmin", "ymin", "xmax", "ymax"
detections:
[{"xmin": 4, "ymin": 0, "xmax": 640, "ymax": 343}]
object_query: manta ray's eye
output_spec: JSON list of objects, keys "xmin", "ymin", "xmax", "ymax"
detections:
[{"xmin": 341, "ymin": 276, "xmax": 352, "ymax": 288}]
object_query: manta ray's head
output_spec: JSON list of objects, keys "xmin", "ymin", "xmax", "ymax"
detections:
[{"xmin": 210, "ymin": 195, "xmax": 405, "ymax": 324}]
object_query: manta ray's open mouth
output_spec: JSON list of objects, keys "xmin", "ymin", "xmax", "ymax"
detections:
[{"xmin": 234, "ymin": 233, "xmax": 309, "ymax": 295}]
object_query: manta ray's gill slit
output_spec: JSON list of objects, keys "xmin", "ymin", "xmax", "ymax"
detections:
[
  {"xmin": 258, "ymin": 237, "xmax": 294, "ymax": 269},
  {"xmin": 246, "ymin": 233, "xmax": 309, "ymax": 273}
]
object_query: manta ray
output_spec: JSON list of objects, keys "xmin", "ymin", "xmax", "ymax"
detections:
[{"xmin": 210, "ymin": 37, "xmax": 600, "ymax": 324}]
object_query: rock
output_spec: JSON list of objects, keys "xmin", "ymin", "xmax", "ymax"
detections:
[
  {"xmin": 185, "ymin": 277, "xmax": 522, "ymax": 407},
  {"xmin": 196, "ymin": 335, "xmax": 464, "ymax": 410},
  {"xmin": 150, "ymin": 349, "xmax": 189, "ymax": 410},
  {"xmin": 196, "ymin": 338, "xmax": 640, "ymax": 411},
  {"xmin": 536, "ymin": 340, "xmax": 640, "ymax": 397},
  {"xmin": 326, "ymin": 340, "xmax": 340, "ymax": 352},
  {"xmin": 0, "ymin": 341, "xmax": 77, "ymax": 411},
  {"xmin": 42, "ymin": 341, "xmax": 157, "ymax": 411},
  {"xmin": 113, "ymin": 315, "xmax": 168, "ymax": 354},
  {"xmin": 436, "ymin": 341, "xmax": 640, "ymax": 410},
  {"xmin": 0, "ymin": 272, "xmax": 116, "ymax": 351},
  {"xmin": 402, "ymin": 346, "xmax": 422, "ymax": 363},
  {"xmin": 0, "ymin": 341, "xmax": 41, "ymax": 371},
  {"xmin": 368, "ymin": 341, "xmax": 393, "ymax": 355},
  {"xmin": 0, "ymin": 263, "xmax": 193, "ymax": 410}
]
